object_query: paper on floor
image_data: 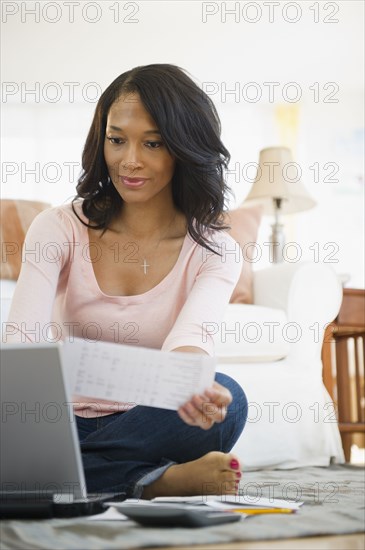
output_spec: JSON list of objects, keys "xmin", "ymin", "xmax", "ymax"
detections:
[
  {"xmin": 86, "ymin": 506, "xmax": 128, "ymax": 521},
  {"xmin": 153, "ymin": 495, "xmax": 303, "ymax": 510}
]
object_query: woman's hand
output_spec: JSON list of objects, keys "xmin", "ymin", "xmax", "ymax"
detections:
[{"xmin": 177, "ymin": 381, "xmax": 233, "ymax": 430}]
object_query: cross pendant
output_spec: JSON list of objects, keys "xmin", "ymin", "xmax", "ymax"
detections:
[{"xmin": 141, "ymin": 259, "xmax": 150, "ymax": 275}]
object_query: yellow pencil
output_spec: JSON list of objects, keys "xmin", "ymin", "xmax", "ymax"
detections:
[{"xmin": 232, "ymin": 508, "xmax": 295, "ymax": 515}]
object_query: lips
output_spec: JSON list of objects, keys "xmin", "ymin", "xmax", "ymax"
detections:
[{"xmin": 119, "ymin": 176, "xmax": 149, "ymax": 188}]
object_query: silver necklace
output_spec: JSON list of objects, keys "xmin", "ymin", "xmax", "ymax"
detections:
[
  {"xmin": 141, "ymin": 258, "xmax": 150, "ymax": 275},
  {"xmin": 138, "ymin": 214, "xmax": 178, "ymax": 275}
]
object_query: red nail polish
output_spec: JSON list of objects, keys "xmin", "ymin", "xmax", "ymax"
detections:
[
  {"xmin": 230, "ymin": 459, "xmax": 239, "ymax": 470},
  {"xmin": 236, "ymin": 471, "xmax": 242, "ymax": 478}
]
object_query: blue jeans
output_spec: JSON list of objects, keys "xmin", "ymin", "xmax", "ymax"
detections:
[{"xmin": 76, "ymin": 373, "xmax": 248, "ymax": 498}]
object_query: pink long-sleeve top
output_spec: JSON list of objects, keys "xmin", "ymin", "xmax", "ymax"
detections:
[{"xmin": 4, "ymin": 201, "xmax": 242, "ymax": 416}]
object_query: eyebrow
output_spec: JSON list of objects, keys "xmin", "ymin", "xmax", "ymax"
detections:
[{"xmin": 108, "ymin": 125, "xmax": 161, "ymax": 135}]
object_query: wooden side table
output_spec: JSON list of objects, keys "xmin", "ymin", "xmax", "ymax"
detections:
[{"xmin": 322, "ymin": 288, "xmax": 365, "ymax": 462}]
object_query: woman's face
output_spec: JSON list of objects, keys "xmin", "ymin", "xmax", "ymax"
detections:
[{"xmin": 104, "ymin": 92, "xmax": 176, "ymax": 205}]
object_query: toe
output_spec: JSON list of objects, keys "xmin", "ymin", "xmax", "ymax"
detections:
[{"xmin": 226, "ymin": 453, "xmax": 241, "ymax": 472}]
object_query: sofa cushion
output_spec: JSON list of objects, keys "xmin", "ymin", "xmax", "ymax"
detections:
[
  {"xmin": 213, "ymin": 303, "xmax": 290, "ymax": 362},
  {"xmin": 0, "ymin": 199, "xmax": 51, "ymax": 280},
  {"xmin": 225, "ymin": 204, "xmax": 263, "ymax": 304}
]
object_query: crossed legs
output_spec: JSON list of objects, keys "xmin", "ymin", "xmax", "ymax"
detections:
[{"xmin": 77, "ymin": 373, "xmax": 248, "ymax": 498}]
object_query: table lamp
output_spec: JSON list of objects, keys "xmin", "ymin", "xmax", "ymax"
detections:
[{"xmin": 242, "ymin": 146, "xmax": 317, "ymax": 262}]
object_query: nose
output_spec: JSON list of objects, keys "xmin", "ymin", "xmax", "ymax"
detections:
[
  {"xmin": 122, "ymin": 161, "xmax": 142, "ymax": 175},
  {"xmin": 120, "ymin": 144, "xmax": 143, "ymax": 175}
]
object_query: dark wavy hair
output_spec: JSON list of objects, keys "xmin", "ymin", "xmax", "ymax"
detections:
[{"xmin": 73, "ymin": 63, "xmax": 232, "ymax": 252}]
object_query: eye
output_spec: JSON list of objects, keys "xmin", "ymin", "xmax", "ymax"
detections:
[
  {"xmin": 106, "ymin": 136, "xmax": 125, "ymax": 145},
  {"xmin": 145, "ymin": 141, "xmax": 163, "ymax": 149}
]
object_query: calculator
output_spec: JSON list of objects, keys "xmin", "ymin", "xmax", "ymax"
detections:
[{"xmin": 110, "ymin": 503, "xmax": 242, "ymax": 527}]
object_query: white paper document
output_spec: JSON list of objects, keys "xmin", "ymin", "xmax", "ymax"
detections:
[
  {"xmin": 86, "ymin": 506, "xmax": 129, "ymax": 521},
  {"xmin": 153, "ymin": 495, "xmax": 303, "ymax": 510},
  {"xmin": 62, "ymin": 338, "xmax": 215, "ymax": 410}
]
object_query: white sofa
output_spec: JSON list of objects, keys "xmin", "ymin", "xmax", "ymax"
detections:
[
  {"xmin": 1, "ymin": 280, "xmax": 18, "ymax": 328},
  {"xmin": 1, "ymin": 260, "xmax": 345, "ymax": 470},
  {"xmin": 216, "ymin": 261, "xmax": 345, "ymax": 470}
]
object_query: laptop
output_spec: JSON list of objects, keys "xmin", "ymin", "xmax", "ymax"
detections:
[{"xmin": 0, "ymin": 342, "xmax": 126, "ymax": 518}]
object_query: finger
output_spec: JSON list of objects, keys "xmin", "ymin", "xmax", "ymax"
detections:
[
  {"xmin": 204, "ymin": 403, "xmax": 227, "ymax": 424},
  {"xmin": 194, "ymin": 396, "xmax": 227, "ymax": 425},
  {"xmin": 178, "ymin": 402, "xmax": 215, "ymax": 430},
  {"xmin": 213, "ymin": 386, "xmax": 232, "ymax": 405},
  {"xmin": 177, "ymin": 405, "xmax": 197, "ymax": 426},
  {"xmin": 212, "ymin": 382, "xmax": 233, "ymax": 402},
  {"xmin": 191, "ymin": 394, "xmax": 208, "ymax": 412},
  {"xmin": 181, "ymin": 393, "xmax": 207, "ymax": 410},
  {"xmin": 191, "ymin": 395, "xmax": 218, "ymax": 427},
  {"xmin": 205, "ymin": 387, "xmax": 232, "ymax": 407},
  {"xmin": 180, "ymin": 390, "xmax": 230, "ymax": 429},
  {"xmin": 185, "ymin": 401, "xmax": 206, "ymax": 423}
]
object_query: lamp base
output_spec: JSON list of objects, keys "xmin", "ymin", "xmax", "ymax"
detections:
[{"xmin": 270, "ymin": 223, "xmax": 285, "ymax": 263}]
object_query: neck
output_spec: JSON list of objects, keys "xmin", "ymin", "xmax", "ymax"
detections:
[{"xmin": 112, "ymin": 199, "xmax": 183, "ymax": 240}]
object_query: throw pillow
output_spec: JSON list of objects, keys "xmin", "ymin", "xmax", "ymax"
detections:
[
  {"xmin": 224, "ymin": 204, "xmax": 263, "ymax": 304},
  {"xmin": 0, "ymin": 199, "xmax": 51, "ymax": 280}
]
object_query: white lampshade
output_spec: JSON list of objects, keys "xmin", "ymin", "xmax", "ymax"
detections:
[{"xmin": 243, "ymin": 147, "xmax": 316, "ymax": 215}]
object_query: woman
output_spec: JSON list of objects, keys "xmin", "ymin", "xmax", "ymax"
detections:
[{"xmin": 6, "ymin": 64, "xmax": 248, "ymax": 498}]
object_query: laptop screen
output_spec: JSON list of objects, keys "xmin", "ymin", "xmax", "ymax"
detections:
[{"xmin": 1, "ymin": 343, "xmax": 87, "ymax": 501}]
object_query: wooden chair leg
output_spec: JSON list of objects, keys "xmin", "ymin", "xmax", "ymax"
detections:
[
  {"xmin": 341, "ymin": 434, "xmax": 352, "ymax": 462},
  {"xmin": 336, "ymin": 337, "xmax": 352, "ymax": 462}
]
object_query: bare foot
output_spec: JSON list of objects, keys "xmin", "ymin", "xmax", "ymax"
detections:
[{"xmin": 141, "ymin": 451, "xmax": 242, "ymax": 499}]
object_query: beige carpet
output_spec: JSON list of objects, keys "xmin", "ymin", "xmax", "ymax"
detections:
[{"xmin": 1, "ymin": 464, "xmax": 364, "ymax": 550}]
